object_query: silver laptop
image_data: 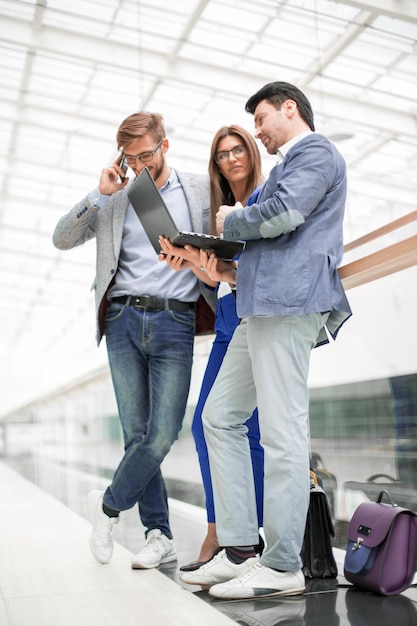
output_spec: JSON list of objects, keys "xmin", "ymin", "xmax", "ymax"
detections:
[{"xmin": 127, "ymin": 167, "xmax": 245, "ymax": 261}]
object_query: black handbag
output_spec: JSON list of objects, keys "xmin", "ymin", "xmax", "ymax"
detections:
[
  {"xmin": 301, "ymin": 471, "xmax": 338, "ymax": 578},
  {"xmin": 310, "ymin": 451, "xmax": 337, "ymax": 517}
]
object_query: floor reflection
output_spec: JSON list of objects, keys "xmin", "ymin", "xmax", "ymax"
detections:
[{"xmin": 3, "ymin": 450, "xmax": 417, "ymax": 626}]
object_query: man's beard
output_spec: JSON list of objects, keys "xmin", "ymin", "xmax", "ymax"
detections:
[{"xmin": 149, "ymin": 159, "xmax": 164, "ymax": 182}]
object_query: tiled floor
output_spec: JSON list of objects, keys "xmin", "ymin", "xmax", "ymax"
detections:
[
  {"xmin": 1, "ymin": 436, "xmax": 417, "ymax": 625},
  {"xmin": 0, "ymin": 461, "xmax": 234, "ymax": 626}
]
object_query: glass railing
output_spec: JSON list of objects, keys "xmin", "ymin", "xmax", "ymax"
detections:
[
  {"xmin": 309, "ymin": 210, "xmax": 417, "ymax": 545},
  {"xmin": 1, "ymin": 211, "xmax": 416, "ymax": 550}
]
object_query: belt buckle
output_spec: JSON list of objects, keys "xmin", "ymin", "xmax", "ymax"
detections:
[
  {"xmin": 133, "ymin": 295, "xmax": 146, "ymax": 309},
  {"xmin": 133, "ymin": 295, "xmax": 156, "ymax": 309}
]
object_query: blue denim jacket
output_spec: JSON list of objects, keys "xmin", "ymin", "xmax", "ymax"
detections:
[{"xmin": 224, "ymin": 133, "xmax": 352, "ymax": 345}]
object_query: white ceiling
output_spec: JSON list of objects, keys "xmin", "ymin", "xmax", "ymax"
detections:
[{"xmin": 0, "ymin": 0, "xmax": 416, "ymax": 414}]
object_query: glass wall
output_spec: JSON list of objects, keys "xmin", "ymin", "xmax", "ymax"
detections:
[{"xmin": 1, "ymin": 267, "xmax": 416, "ymax": 554}]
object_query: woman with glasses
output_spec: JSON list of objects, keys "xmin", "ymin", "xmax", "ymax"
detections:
[{"xmin": 159, "ymin": 125, "xmax": 265, "ymax": 572}]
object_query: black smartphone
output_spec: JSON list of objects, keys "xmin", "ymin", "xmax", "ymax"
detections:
[{"xmin": 118, "ymin": 151, "xmax": 128, "ymax": 182}]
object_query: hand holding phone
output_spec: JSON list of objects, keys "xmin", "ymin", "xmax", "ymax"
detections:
[{"xmin": 98, "ymin": 150, "xmax": 129, "ymax": 195}]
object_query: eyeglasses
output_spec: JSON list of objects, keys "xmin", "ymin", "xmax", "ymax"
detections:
[
  {"xmin": 122, "ymin": 139, "xmax": 164, "ymax": 165},
  {"xmin": 214, "ymin": 144, "xmax": 247, "ymax": 164}
]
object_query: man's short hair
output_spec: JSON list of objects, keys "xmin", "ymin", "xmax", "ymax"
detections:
[
  {"xmin": 245, "ymin": 82, "xmax": 315, "ymax": 131},
  {"xmin": 117, "ymin": 112, "xmax": 165, "ymax": 149}
]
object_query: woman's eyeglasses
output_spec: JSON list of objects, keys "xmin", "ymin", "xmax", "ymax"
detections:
[{"xmin": 214, "ymin": 144, "xmax": 247, "ymax": 164}]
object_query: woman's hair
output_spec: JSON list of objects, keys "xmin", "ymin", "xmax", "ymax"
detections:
[
  {"xmin": 208, "ymin": 125, "xmax": 263, "ymax": 234},
  {"xmin": 116, "ymin": 112, "xmax": 165, "ymax": 150}
]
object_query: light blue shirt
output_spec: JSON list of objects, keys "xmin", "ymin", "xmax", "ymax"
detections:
[
  {"xmin": 89, "ymin": 170, "xmax": 200, "ymax": 302},
  {"xmin": 277, "ymin": 131, "xmax": 313, "ymax": 164}
]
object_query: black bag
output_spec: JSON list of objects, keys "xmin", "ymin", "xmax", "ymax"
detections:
[
  {"xmin": 301, "ymin": 471, "xmax": 338, "ymax": 578},
  {"xmin": 310, "ymin": 452, "xmax": 337, "ymax": 517}
]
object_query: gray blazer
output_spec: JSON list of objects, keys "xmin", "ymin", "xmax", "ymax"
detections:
[{"xmin": 53, "ymin": 170, "xmax": 211, "ymax": 343}]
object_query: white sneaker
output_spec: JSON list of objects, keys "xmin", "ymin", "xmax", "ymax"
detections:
[
  {"xmin": 208, "ymin": 562, "xmax": 305, "ymax": 599},
  {"xmin": 131, "ymin": 529, "xmax": 177, "ymax": 569},
  {"xmin": 88, "ymin": 490, "xmax": 118, "ymax": 564},
  {"xmin": 180, "ymin": 550, "xmax": 258, "ymax": 586}
]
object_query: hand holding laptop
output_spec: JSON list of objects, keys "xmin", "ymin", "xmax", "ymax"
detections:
[
  {"xmin": 158, "ymin": 235, "xmax": 235, "ymax": 286},
  {"xmin": 199, "ymin": 249, "xmax": 238, "ymax": 285},
  {"xmin": 158, "ymin": 235, "xmax": 201, "ymax": 268}
]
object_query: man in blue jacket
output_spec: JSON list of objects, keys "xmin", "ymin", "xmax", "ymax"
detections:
[
  {"xmin": 183, "ymin": 82, "xmax": 352, "ymax": 597},
  {"xmin": 53, "ymin": 112, "xmax": 210, "ymax": 569}
]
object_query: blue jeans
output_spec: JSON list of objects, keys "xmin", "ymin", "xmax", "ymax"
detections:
[{"xmin": 103, "ymin": 301, "xmax": 195, "ymax": 539}]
